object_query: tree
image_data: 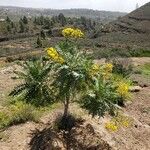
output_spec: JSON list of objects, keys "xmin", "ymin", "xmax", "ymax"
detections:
[
  {"xmin": 6, "ymin": 24, "xmax": 11, "ymax": 33},
  {"xmin": 11, "ymin": 21, "xmax": 14, "ymax": 28},
  {"xmin": 80, "ymin": 16, "xmax": 87, "ymax": 28},
  {"xmin": 39, "ymin": 15, "xmax": 44, "ymax": 25},
  {"xmin": 51, "ymin": 16, "xmax": 58, "ymax": 24},
  {"xmin": 33, "ymin": 17, "xmax": 37, "ymax": 24},
  {"xmin": 19, "ymin": 20, "xmax": 25, "ymax": 33},
  {"xmin": 43, "ymin": 17, "xmax": 51, "ymax": 29},
  {"xmin": 58, "ymin": 13, "xmax": 66, "ymax": 26},
  {"xmin": 6, "ymin": 16, "xmax": 11, "ymax": 23},
  {"xmin": 22, "ymin": 16, "xmax": 28, "ymax": 24},
  {"xmin": 40, "ymin": 30, "xmax": 46, "ymax": 40},
  {"xmin": 47, "ymin": 29, "xmax": 52, "ymax": 36},
  {"xmin": 36, "ymin": 36, "xmax": 42, "ymax": 47}
]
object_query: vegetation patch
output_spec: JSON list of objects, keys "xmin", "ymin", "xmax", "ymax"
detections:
[
  {"xmin": 9, "ymin": 28, "xmax": 131, "ymax": 131},
  {"xmin": 138, "ymin": 63, "xmax": 150, "ymax": 77},
  {"xmin": 0, "ymin": 101, "xmax": 41, "ymax": 130},
  {"xmin": 105, "ymin": 113, "xmax": 133, "ymax": 132},
  {"xmin": 91, "ymin": 48, "xmax": 150, "ymax": 59}
]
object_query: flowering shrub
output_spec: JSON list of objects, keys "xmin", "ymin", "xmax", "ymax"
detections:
[
  {"xmin": 105, "ymin": 122, "xmax": 118, "ymax": 132},
  {"xmin": 10, "ymin": 27, "xmax": 131, "ymax": 130},
  {"xmin": 101, "ymin": 63, "xmax": 113, "ymax": 80},
  {"xmin": 89, "ymin": 64, "xmax": 100, "ymax": 76},
  {"xmin": 103, "ymin": 63, "xmax": 113, "ymax": 73},
  {"xmin": 117, "ymin": 82, "xmax": 130, "ymax": 98},
  {"xmin": 0, "ymin": 101, "xmax": 40, "ymax": 129},
  {"xmin": 105, "ymin": 113, "xmax": 133, "ymax": 132},
  {"xmin": 46, "ymin": 47, "xmax": 65, "ymax": 64},
  {"xmin": 62, "ymin": 28, "xmax": 84, "ymax": 38}
]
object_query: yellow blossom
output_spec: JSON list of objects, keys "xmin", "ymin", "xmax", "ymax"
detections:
[
  {"xmin": 89, "ymin": 64, "xmax": 100, "ymax": 76},
  {"xmin": 104, "ymin": 63, "xmax": 113, "ymax": 73},
  {"xmin": 117, "ymin": 82, "xmax": 129, "ymax": 98},
  {"xmin": 122, "ymin": 120, "xmax": 129, "ymax": 127},
  {"xmin": 105, "ymin": 122, "xmax": 118, "ymax": 132},
  {"xmin": 62, "ymin": 28, "xmax": 74, "ymax": 38},
  {"xmin": 106, "ymin": 114, "xmax": 132, "ymax": 132},
  {"xmin": 62, "ymin": 28, "xmax": 84, "ymax": 38},
  {"xmin": 46, "ymin": 47, "xmax": 65, "ymax": 64},
  {"xmin": 71, "ymin": 29, "xmax": 84, "ymax": 38}
]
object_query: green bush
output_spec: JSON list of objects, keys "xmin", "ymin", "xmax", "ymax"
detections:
[
  {"xmin": 129, "ymin": 49, "xmax": 150, "ymax": 57},
  {"xmin": 0, "ymin": 101, "xmax": 41, "ymax": 129},
  {"xmin": 10, "ymin": 59, "xmax": 54, "ymax": 106},
  {"xmin": 111, "ymin": 58, "xmax": 133, "ymax": 77},
  {"xmin": 9, "ymin": 101, "xmax": 40, "ymax": 125},
  {"xmin": 137, "ymin": 63, "xmax": 150, "ymax": 77},
  {"xmin": 0, "ymin": 111, "xmax": 10, "ymax": 129},
  {"xmin": 80, "ymin": 78, "xmax": 117, "ymax": 117}
]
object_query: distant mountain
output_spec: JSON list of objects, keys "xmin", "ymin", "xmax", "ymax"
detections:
[
  {"xmin": 0, "ymin": 6, "xmax": 127, "ymax": 22},
  {"xmin": 109, "ymin": 2, "xmax": 150, "ymax": 33}
]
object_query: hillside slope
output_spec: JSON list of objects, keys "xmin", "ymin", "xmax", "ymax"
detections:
[{"xmin": 110, "ymin": 2, "xmax": 150, "ymax": 33}]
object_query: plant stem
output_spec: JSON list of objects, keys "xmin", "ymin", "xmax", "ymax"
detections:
[{"xmin": 63, "ymin": 97, "xmax": 69, "ymax": 119}]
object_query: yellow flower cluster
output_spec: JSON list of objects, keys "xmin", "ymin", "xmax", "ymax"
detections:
[
  {"xmin": 117, "ymin": 82, "xmax": 129, "ymax": 98},
  {"xmin": 104, "ymin": 63, "xmax": 113, "ymax": 73},
  {"xmin": 62, "ymin": 28, "xmax": 84, "ymax": 38},
  {"xmin": 102, "ymin": 63, "xmax": 113, "ymax": 80},
  {"xmin": 122, "ymin": 120, "xmax": 130, "ymax": 127},
  {"xmin": 112, "ymin": 113, "xmax": 132, "ymax": 128},
  {"xmin": 46, "ymin": 47, "xmax": 65, "ymax": 64},
  {"xmin": 105, "ymin": 114, "xmax": 132, "ymax": 132},
  {"xmin": 89, "ymin": 64, "xmax": 100, "ymax": 76},
  {"xmin": 105, "ymin": 122, "xmax": 118, "ymax": 132}
]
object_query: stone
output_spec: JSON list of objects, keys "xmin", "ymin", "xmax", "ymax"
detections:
[{"xmin": 129, "ymin": 86, "xmax": 142, "ymax": 92}]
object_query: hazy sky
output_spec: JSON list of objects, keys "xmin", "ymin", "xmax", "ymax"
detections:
[{"xmin": 0, "ymin": 0, "xmax": 149, "ymax": 12}]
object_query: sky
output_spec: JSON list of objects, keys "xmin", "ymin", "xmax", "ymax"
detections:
[{"xmin": 0, "ymin": 0, "xmax": 149, "ymax": 12}]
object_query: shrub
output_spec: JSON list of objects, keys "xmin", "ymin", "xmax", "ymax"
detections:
[
  {"xmin": 129, "ymin": 49, "xmax": 150, "ymax": 57},
  {"xmin": 138, "ymin": 63, "xmax": 150, "ymax": 77},
  {"xmin": 80, "ymin": 63, "xmax": 131, "ymax": 114},
  {"xmin": 5, "ymin": 56, "xmax": 14, "ymax": 63},
  {"xmin": 105, "ymin": 113, "xmax": 133, "ymax": 132},
  {"xmin": 105, "ymin": 122, "xmax": 118, "ymax": 132},
  {"xmin": 0, "ymin": 101, "xmax": 41, "ymax": 129},
  {"xmin": 9, "ymin": 101, "xmax": 40, "ymax": 125},
  {"xmin": 80, "ymin": 75, "xmax": 118, "ymax": 117},
  {"xmin": 10, "ymin": 28, "xmax": 131, "ymax": 130},
  {"xmin": 36, "ymin": 36, "xmax": 42, "ymax": 48},
  {"xmin": 0, "ymin": 111, "xmax": 10, "ymax": 129},
  {"xmin": 110, "ymin": 58, "xmax": 133, "ymax": 77},
  {"xmin": 10, "ymin": 59, "xmax": 54, "ymax": 106}
]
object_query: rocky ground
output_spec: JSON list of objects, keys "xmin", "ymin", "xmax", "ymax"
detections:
[{"xmin": 0, "ymin": 58, "xmax": 150, "ymax": 150}]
